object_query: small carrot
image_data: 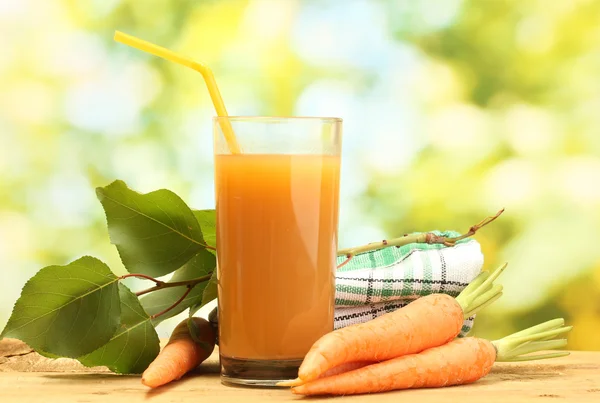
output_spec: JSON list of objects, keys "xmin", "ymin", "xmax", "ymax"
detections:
[
  {"xmin": 283, "ymin": 263, "xmax": 507, "ymax": 385},
  {"xmin": 292, "ymin": 318, "xmax": 572, "ymax": 396},
  {"xmin": 141, "ymin": 317, "xmax": 216, "ymax": 388}
]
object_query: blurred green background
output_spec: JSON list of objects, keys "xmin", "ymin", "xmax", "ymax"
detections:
[{"xmin": 1, "ymin": 0, "xmax": 599, "ymax": 350}]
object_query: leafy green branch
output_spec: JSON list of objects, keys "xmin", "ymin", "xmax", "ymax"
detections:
[{"xmin": 1, "ymin": 180, "xmax": 217, "ymax": 374}]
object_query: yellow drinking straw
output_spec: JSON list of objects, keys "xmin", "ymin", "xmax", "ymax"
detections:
[{"xmin": 113, "ymin": 31, "xmax": 241, "ymax": 154}]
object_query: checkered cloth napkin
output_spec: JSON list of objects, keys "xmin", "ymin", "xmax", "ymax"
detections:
[{"xmin": 334, "ymin": 231, "xmax": 483, "ymax": 336}]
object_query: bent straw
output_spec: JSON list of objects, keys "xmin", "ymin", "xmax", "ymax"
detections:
[{"xmin": 113, "ymin": 31, "xmax": 241, "ymax": 154}]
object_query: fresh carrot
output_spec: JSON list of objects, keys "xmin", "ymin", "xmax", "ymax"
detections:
[
  {"xmin": 141, "ymin": 317, "xmax": 216, "ymax": 388},
  {"xmin": 279, "ymin": 362, "xmax": 374, "ymax": 388},
  {"xmin": 321, "ymin": 361, "xmax": 372, "ymax": 378},
  {"xmin": 292, "ymin": 318, "xmax": 572, "ymax": 396},
  {"xmin": 282, "ymin": 263, "xmax": 507, "ymax": 385},
  {"xmin": 294, "ymin": 337, "xmax": 495, "ymax": 395}
]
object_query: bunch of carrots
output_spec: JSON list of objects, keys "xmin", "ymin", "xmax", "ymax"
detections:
[{"xmin": 142, "ymin": 262, "xmax": 571, "ymax": 395}]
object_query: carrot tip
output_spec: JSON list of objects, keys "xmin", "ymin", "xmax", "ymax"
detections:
[
  {"xmin": 141, "ymin": 378, "xmax": 155, "ymax": 388},
  {"xmin": 276, "ymin": 378, "xmax": 304, "ymax": 387}
]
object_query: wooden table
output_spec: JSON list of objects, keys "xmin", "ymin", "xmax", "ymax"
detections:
[{"xmin": 1, "ymin": 339, "xmax": 599, "ymax": 402}]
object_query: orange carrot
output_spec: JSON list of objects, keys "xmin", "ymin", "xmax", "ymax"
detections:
[
  {"xmin": 289, "ymin": 264, "xmax": 507, "ymax": 384},
  {"xmin": 321, "ymin": 361, "xmax": 372, "ymax": 378},
  {"xmin": 295, "ymin": 294, "xmax": 462, "ymax": 383},
  {"xmin": 294, "ymin": 338, "xmax": 495, "ymax": 395},
  {"xmin": 292, "ymin": 318, "xmax": 571, "ymax": 396},
  {"xmin": 142, "ymin": 317, "xmax": 216, "ymax": 388},
  {"xmin": 281, "ymin": 361, "xmax": 373, "ymax": 387}
]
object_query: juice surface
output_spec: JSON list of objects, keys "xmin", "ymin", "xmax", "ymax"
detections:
[{"xmin": 215, "ymin": 154, "xmax": 340, "ymax": 360}]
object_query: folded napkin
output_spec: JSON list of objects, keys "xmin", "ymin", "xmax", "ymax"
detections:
[{"xmin": 334, "ymin": 231, "xmax": 484, "ymax": 336}]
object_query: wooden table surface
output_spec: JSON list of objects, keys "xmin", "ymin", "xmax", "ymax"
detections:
[{"xmin": 1, "ymin": 339, "xmax": 599, "ymax": 402}]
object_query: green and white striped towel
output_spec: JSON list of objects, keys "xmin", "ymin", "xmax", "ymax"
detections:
[{"xmin": 334, "ymin": 231, "xmax": 483, "ymax": 336}]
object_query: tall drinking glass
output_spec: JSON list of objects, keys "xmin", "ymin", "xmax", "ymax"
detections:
[{"xmin": 213, "ymin": 116, "xmax": 342, "ymax": 387}]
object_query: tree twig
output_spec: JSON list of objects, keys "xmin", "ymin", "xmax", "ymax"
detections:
[
  {"xmin": 436, "ymin": 208, "xmax": 505, "ymax": 245},
  {"xmin": 118, "ymin": 272, "xmax": 213, "ymax": 296},
  {"xmin": 133, "ymin": 273, "xmax": 213, "ymax": 297},
  {"xmin": 117, "ymin": 272, "xmax": 212, "ymax": 318},
  {"xmin": 119, "ymin": 273, "xmax": 164, "ymax": 285},
  {"xmin": 336, "ymin": 258, "xmax": 352, "ymax": 270},
  {"xmin": 336, "ymin": 209, "xmax": 504, "ymax": 269},
  {"xmin": 150, "ymin": 285, "xmax": 193, "ymax": 319}
]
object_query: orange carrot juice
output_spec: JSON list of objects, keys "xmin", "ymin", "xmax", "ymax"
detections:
[{"xmin": 215, "ymin": 153, "xmax": 340, "ymax": 362}]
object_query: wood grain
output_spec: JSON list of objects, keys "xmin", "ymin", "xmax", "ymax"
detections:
[
  {"xmin": 1, "ymin": 339, "xmax": 599, "ymax": 402},
  {"xmin": 0, "ymin": 339, "xmax": 108, "ymax": 373}
]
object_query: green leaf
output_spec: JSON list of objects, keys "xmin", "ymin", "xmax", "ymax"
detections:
[
  {"xmin": 201, "ymin": 269, "xmax": 218, "ymax": 306},
  {"xmin": 186, "ymin": 317, "xmax": 214, "ymax": 349},
  {"xmin": 96, "ymin": 180, "xmax": 208, "ymax": 277},
  {"xmin": 187, "ymin": 209, "xmax": 218, "ymax": 317},
  {"xmin": 193, "ymin": 209, "xmax": 216, "ymax": 253},
  {"xmin": 78, "ymin": 284, "xmax": 160, "ymax": 374},
  {"xmin": 141, "ymin": 249, "xmax": 216, "ymax": 325},
  {"xmin": 189, "ymin": 269, "xmax": 218, "ymax": 318},
  {"xmin": 0, "ymin": 256, "xmax": 120, "ymax": 358}
]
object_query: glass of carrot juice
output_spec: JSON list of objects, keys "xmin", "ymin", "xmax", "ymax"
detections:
[{"xmin": 213, "ymin": 116, "xmax": 342, "ymax": 387}]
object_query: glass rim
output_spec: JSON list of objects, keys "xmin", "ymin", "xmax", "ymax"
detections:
[{"xmin": 213, "ymin": 116, "xmax": 343, "ymax": 123}]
